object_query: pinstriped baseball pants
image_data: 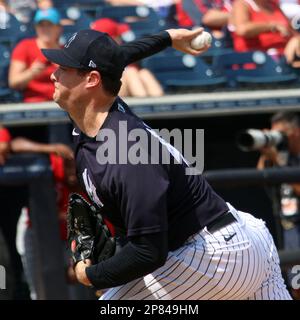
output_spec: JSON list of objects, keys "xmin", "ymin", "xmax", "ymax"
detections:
[{"xmin": 100, "ymin": 204, "xmax": 292, "ymax": 300}]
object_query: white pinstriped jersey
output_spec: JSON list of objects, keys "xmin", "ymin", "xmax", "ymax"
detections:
[
  {"xmin": 73, "ymin": 98, "xmax": 290, "ymax": 300},
  {"xmin": 100, "ymin": 204, "xmax": 291, "ymax": 300}
]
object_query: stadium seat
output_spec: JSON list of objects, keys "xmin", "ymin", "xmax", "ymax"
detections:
[
  {"xmin": 52, "ymin": 0, "xmax": 76, "ymax": 8},
  {"xmin": 58, "ymin": 6, "xmax": 92, "ymax": 22},
  {"xmin": 75, "ymin": 0, "xmax": 105, "ymax": 5},
  {"xmin": 141, "ymin": 53, "xmax": 227, "ymax": 91},
  {"xmin": 214, "ymin": 51, "xmax": 299, "ymax": 87},
  {"xmin": 60, "ymin": 8, "xmax": 93, "ymax": 44},
  {"xmin": 0, "ymin": 12, "xmax": 27, "ymax": 49},
  {"xmin": 182, "ymin": 0, "xmax": 203, "ymax": 26},
  {"xmin": 204, "ymin": 28, "xmax": 234, "ymax": 55},
  {"xmin": 0, "ymin": 45, "xmax": 21, "ymax": 103},
  {"xmin": 0, "ymin": 45, "xmax": 10, "ymax": 91},
  {"xmin": 96, "ymin": 5, "xmax": 163, "ymax": 37},
  {"xmin": 53, "ymin": 0, "xmax": 105, "ymax": 17}
]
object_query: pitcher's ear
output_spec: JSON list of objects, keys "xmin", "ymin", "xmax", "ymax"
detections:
[{"xmin": 86, "ymin": 70, "xmax": 101, "ymax": 88}]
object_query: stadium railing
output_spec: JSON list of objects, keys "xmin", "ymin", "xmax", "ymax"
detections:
[{"xmin": 1, "ymin": 88, "xmax": 300, "ymax": 125}]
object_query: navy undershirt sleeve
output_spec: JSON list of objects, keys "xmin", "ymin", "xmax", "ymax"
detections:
[
  {"xmin": 85, "ymin": 231, "xmax": 168, "ymax": 290},
  {"xmin": 120, "ymin": 31, "xmax": 172, "ymax": 66}
]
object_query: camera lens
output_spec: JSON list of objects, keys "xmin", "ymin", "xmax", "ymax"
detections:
[{"xmin": 236, "ymin": 129, "xmax": 287, "ymax": 151}]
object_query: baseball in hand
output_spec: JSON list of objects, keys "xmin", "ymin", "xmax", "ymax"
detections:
[{"xmin": 191, "ymin": 31, "xmax": 212, "ymax": 50}]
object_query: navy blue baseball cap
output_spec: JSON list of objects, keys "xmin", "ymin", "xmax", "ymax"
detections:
[{"xmin": 42, "ymin": 29, "xmax": 125, "ymax": 79}]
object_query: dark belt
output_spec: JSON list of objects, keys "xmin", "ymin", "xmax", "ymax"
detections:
[{"xmin": 206, "ymin": 211, "xmax": 237, "ymax": 233}]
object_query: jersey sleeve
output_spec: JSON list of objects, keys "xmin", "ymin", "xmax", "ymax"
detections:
[
  {"xmin": 114, "ymin": 162, "xmax": 169, "ymax": 237},
  {"xmin": 120, "ymin": 31, "xmax": 172, "ymax": 66}
]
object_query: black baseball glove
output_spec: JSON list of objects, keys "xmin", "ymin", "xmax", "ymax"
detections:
[{"xmin": 67, "ymin": 193, "xmax": 116, "ymax": 265}]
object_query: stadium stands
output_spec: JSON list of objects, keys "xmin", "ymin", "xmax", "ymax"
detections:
[
  {"xmin": 59, "ymin": 8, "xmax": 93, "ymax": 44},
  {"xmin": 0, "ymin": 12, "xmax": 27, "ymax": 49},
  {"xmin": 142, "ymin": 52, "xmax": 227, "ymax": 91},
  {"xmin": 214, "ymin": 50, "xmax": 299, "ymax": 88},
  {"xmin": 96, "ymin": 5, "xmax": 165, "ymax": 38},
  {"xmin": 0, "ymin": 44, "xmax": 22, "ymax": 103},
  {"xmin": 1, "ymin": 1, "xmax": 300, "ymax": 101},
  {"xmin": 0, "ymin": 44, "xmax": 10, "ymax": 91},
  {"xmin": 52, "ymin": 0, "xmax": 102, "ymax": 8}
]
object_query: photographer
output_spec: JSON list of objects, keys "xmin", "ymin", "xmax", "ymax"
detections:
[{"xmin": 256, "ymin": 111, "xmax": 300, "ymax": 300}]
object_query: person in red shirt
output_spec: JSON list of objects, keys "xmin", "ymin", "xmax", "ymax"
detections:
[
  {"xmin": 175, "ymin": 0, "xmax": 194, "ymax": 27},
  {"xmin": 0, "ymin": 125, "xmax": 11, "ymax": 165},
  {"xmin": 178, "ymin": 1, "xmax": 233, "ymax": 38},
  {"xmin": 192, "ymin": 0, "xmax": 232, "ymax": 29},
  {"xmin": 9, "ymin": 137, "xmax": 76, "ymax": 238},
  {"xmin": 8, "ymin": 8, "xmax": 62, "ymax": 102},
  {"xmin": 230, "ymin": 0, "xmax": 300, "ymax": 66}
]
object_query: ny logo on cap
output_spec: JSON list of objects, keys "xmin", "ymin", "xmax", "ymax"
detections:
[
  {"xmin": 65, "ymin": 32, "xmax": 77, "ymax": 48},
  {"xmin": 89, "ymin": 60, "xmax": 97, "ymax": 68}
]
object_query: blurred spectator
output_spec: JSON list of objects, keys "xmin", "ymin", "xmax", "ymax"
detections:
[
  {"xmin": 0, "ymin": 226, "xmax": 14, "ymax": 299},
  {"xmin": 181, "ymin": 0, "xmax": 233, "ymax": 38},
  {"xmin": 10, "ymin": 136, "xmax": 89, "ymax": 299},
  {"xmin": 91, "ymin": 18, "xmax": 164, "ymax": 98},
  {"xmin": 0, "ymin": 124, "xmax": 31, "ymax": 300},
  {"xmin": 10, "ymin": 137, "xmax": 74, "ymax": 159},
  {"xmin": 6, "ymin": 0, "xmax": 37, "ymax": 24},
  {"xmin": 105, "ymin": 0, "xmax": 175, "ymax": 13},
  {"xmin": 0, "ymin": 0, "xmax": 9, "ymax": 29},
  {"xmin": 105, "ymin": 0, "xmax": 175, "ymax": 7},
  {"xmin": 36, "ymin": 0, "xmax": 53, "ymax": 10},
  {"xmin": 0, "ymin": 125, "xmax": 11, "ymax": 165},
  {"xmin": 230, "ymin": 0, "xmax": 300, "ymax": 66},
  {"xmin": 8, "ymin": 8, "xmax": 62, "ymax": 102},
  {"xmin": 0, "ymin": 125, "xmax": 94, "ymax": 299},
  {"xmin": 106, "ymin": 0, "xmax": 194, "ymax": 28},
  {"xmin": 279, "ymin": 0, "xmax": 300, "ymax": 21},
  {"xmin": 11, "ymin": 140, "xmax": 73, "ymax": 299},
  {"xmin": 175, "ymin": 0, "xmax": 194, "ymax": 27},
  {"xmin": 0, "ymin": 0, "xmax": 8, "ymax": 10},
  {"xmin": 105, "ymin": 0, "xmax": 179, "ymax": 27},
  {"xmin": 11, "ymin": 138, "xmax": 102, "ymax": 299},
  {"xmin": 36, "ymin": 0, "xmax": 74, "ymax": 26},
  {"xmin": 256, "ymin": 111, "xmax": 300, "ymax": 300}
]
